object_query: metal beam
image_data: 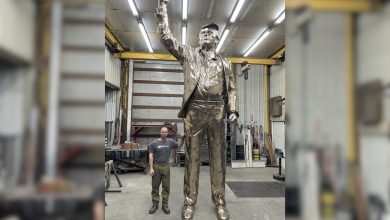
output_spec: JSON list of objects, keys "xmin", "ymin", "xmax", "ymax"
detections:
[
  {"xmin": 105, "ymin": 25, "xmax": 124, "ymax": 51},
  {"xmin": 269, "ymin": 46, "xmax": 285, "ymax": 59},
  {"xmin": 286, "ymin": 0, "xmax": 379, "ymax": 12},
  {"xmin": 115, "ymin": 52, "xmax": 278, "ymax": 65},
  {"xmin": 115, "ymin": 52, "xmax": 177, "ymax": 61},
  {"xmin": 228, "ymin": 57, "xmax": 277, "ymax": 65},
  {"xmin": 63, "ymin": 0, "xmax": 104, "ymax": 5},
  {"xmin": 263, "ymin": 65, "xmax": 276, "ymax": 165}
]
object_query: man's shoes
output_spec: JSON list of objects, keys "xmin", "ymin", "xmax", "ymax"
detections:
[
  {"xmin": 149, "ymin": 204, "xmax": 158, "ymax": 214},
  {"xmin": 162, "ymin": 205, "xmax": 170, "ymax": 214},
  {"xmin": 216, "ymin": 205, "xmax": 230, "ymax": 220},
  {"xmin": 181, "ymin": 205, "xmax": 194, "ymax": 220}
]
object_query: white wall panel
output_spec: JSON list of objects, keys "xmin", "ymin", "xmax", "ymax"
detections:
[
  {"xmin": 357, "ymin": 3, "xmax": 390, "ymax": 208},
  {"xmin": 61, "ymin": 80, "xmax": 104, "ymax": 102},
  {"xmin": 105, "ymin": 89, "xmax": 118, "ymax": 122},
  {"xmin": 270, "ymin": 62, "xmax": 286, "ymax": 121},
  {"xmin": 0, "ymin": 70, "xmax": 25, "ymax": 135},
  {"xmin": 270, "ymin": 63, "xmax": 285, "ymax": 98},
  {"xmin": 0, "ymin": 0, "xmax": 36, "ymax": 63},
  {"xmin": 59, "ymin": 4, "xmax": 105, "ymax": 150},
  {"xmin": 62, "ymin": 51, "xmax": 105, "ymax": 74},
  {"xmin": 134, "ymin": 71, "xmax": 184, "ymax": 82},
  {"xmin": 63, "ymin": 5, "xmax": 104, "ymax": 20},
  {"xmin": 235, "ymin": 64, "xmax": 265, "ymax": 145},
  {"xmin": 61, "ymin": 134, "xmax": 104, "ymax": 146},
  {"xmin": 132, "ymin": 109, "xmax": 179, "ymax": 119},
  {"xmin": 130, "ymin": 61, "xmax": 184, "ymax": 139},
  {"xmin": 63, "ymin": 24, "xmax": 103, "ymax": 48},
  {"xmin": 286, "ymin": 12, "xmax": 348, "ymax": 188},
  {"xmin": 133, "ymin": 83, "xmax": 184, "ymax": 94},
  {"xmin": 132, "ymin": 96, "xmax": 182, "ymax": 106},
  {"xmin": 60, "ymin": 106, "xmax": 105, "ymax": 130},
  {"xmin": 272, "ymin": 121, "xmax": 285, "ymax": 168}
]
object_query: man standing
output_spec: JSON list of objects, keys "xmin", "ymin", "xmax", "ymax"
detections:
[
  {"xmin": 149, "ymin": 127, "xmax": 185, "ymax": 215},
  {"xmin": 155, "ymin": 1, "xmax": 239, "ymax": 219}
]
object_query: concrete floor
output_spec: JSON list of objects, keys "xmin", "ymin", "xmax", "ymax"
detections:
[{"xmin": 105, "ymin": 166, "xmax": 285, "ymax": 220}]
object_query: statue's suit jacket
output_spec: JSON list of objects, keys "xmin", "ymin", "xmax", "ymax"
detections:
[{"xmin": 157, "ymin": 19, "xmax": 239, "ymax": 119}]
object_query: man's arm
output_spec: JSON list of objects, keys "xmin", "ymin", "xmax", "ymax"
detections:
[
  {"xmin": 149, "ymin": 152, "xmax": 154, "ymax": 176},
  {"xmin": 155, "ymin": 0, "xmax": 186, "ymax": 62}
]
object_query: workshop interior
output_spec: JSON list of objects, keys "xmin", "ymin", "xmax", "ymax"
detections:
[{"xmin": 0, "ymin": 0, "xmax": 389, "ymax": 220}]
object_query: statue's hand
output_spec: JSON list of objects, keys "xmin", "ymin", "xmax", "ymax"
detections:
[
  {"xmin": 228, "ymin": 113, "xmax": 238, "ymax": 123},
  {"xmin": 155, "ymin": 6, "xmax": 167, "ymax": 23},
  {"xmin": 159, "ymin": 0, "xmax": 169, "ymax": 6}
]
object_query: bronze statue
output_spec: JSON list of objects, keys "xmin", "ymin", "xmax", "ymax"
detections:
[{"xmin": 156, "ymin": 1, "xmax": 239, "ymax": 219}]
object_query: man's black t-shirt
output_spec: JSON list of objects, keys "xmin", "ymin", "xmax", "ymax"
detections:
[{"xmin": 149, "ymin": 138, "xmax": 178, "ymax": 164}]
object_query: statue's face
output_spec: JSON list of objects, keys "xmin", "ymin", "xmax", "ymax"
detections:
[{"xmin": 199, "ymin": 28, "xmax": 219, "ymax": 47}]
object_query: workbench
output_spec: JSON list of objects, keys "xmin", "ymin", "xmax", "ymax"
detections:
[{"xmin": 105, "ymin": 146, "xmax": 148, "ymax": 174}]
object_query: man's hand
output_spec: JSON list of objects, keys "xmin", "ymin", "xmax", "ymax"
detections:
[
  {"xmin": 150, "ymin": 168, "xmax": 155, "ymax": 176},
  {"xmin": 228, "ymin": 113, "xmax": 238, "ymax": 123}
]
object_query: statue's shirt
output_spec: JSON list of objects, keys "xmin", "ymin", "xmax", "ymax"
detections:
[{"xmin": 193, "ymin": 51, "xmax": 227, "ymax": 102}]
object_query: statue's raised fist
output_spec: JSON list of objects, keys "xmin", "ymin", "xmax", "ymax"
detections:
[{"xmin": 159, "ymin": 0, "xmax": 170, "ymax": 6}]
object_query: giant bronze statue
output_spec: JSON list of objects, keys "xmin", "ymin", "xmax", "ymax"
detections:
[{"xmin": 156, "ymin": 1, "xmax": 239, "ymax": 219}]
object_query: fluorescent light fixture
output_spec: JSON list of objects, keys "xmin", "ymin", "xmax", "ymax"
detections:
[
  {"xmin": 128, "ymin": 0, "xmax": 139, "ymax": 17},
  {"xmin": 274, "ymin": 10, "xmax": 285, "ymax": 25},
  {"xmin": 216, "ymin": 29, "xmax": 230, "ymax": 53},
  {"xmin": 182, "ymin": 25, "xmax": 187, "ymax": 45},
  {"xmin": 230, "ymin": 0, "xmax": 246, "ymax": 23},
  {"xmin": 243, "ymin": 29, "xmax": 270, "ymax": 57},
  {"xmin": 183, "ymin": 0, "xmax": 188, "ymax": 20},
  {"xmin": 138, "ymin": 22, "xmax": 153, "ymax": 53}
]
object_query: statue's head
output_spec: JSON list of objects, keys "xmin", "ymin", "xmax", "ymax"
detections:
[{"xmin": 198, "ymin": 23, "xmax": 220, "ymax": 49}]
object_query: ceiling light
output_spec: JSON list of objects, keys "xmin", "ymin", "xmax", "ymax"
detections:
[
  {"xmin": 274, "ymin": 10, "xmax": 285, "ymax": 25},
  {"xmin": 138, "ymin": 22, "xmax": 153, "ymax": 53},
  {"xmin": 183, "ymin": 0, "xmax": 188, "ymax": 20},
  {"xmin": 216, "ymin": 28, "xmax": 230, "ymax": 53},
  {"xmin": 182, "ymin": 24, "xmax": 187, "ymax": 45},
  {"xmin": 243, "ymin": 29, "xmax": 270, "ymax": 57},
  {"xmin": 128, "ymin": 0, "xmax": 139, "ymax": 17},
  {"xmin": 230, "ymin": 0, "xmax": 246, "ymax": 23}
]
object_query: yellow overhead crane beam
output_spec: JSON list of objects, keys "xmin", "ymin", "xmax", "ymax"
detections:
[
  {"xmin": 286, "ymin": 0, "xmax": 379, "ymax": 12},
  {"xmin": 62, "ymin": 0, "xmax": 104, "ymax": 5},
  {"xmin": 269, "ymin": 46, "xmax": 285, "ymax": 59},
  {"xmin": 105, "ymin": 24, "xmax": 125, "ymax": 51},
  {"xmin": 114, "ymin": 52, "xmax": 278, "ymax": 65}
]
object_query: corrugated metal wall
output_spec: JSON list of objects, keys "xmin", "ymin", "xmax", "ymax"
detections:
[
  {"xmin": 0, "ymin": 70, "xmax": 26, "ymax": 135},
  {"xmin": 0, "ymin": 0, "xmax": 36, "ymax": 187},
  {"xmin": 235, "ymin": 64, "xmax": 265, "ymax": 145},
  {"xmin": 286, "ymin": 12, "xmax": 348, "ymax": 218},
  {"xmin": 105, "ymin": 47, "xmax": 121, "ymax": 88},
  {"xmin": 105, "ymin": 88, "xmax": 118, "ymax": 122},
  {"xmin": 270, "ymin": 62, "xmax": 286, "ymax": 167},
  {"xmin": 357, "ymin": 3, "xmax": 390, "ymax": 208},
  {"xmin": 104, "ymin": 46, "xmax": 121, "ymax": 146},
  {"xmin": 0, "ymin": 65, "xmax": 35, "ymax": 187},
  {"xmin": 131, "ymin": 60, "xmax": 184, "ymax": 146},
  {"xmin": 270, "ymin": 62, "xmax": 285, "ymax": 121}
]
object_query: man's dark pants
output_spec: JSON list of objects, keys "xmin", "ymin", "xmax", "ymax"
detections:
[{"xmin": 151, "ymin": 163, "xmax": 170, "ymax": 206}]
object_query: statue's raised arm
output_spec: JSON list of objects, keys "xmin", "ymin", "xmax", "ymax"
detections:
[{"xmin": 155, "ymin": 0, "xmax": 185, "ymax": 62}]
